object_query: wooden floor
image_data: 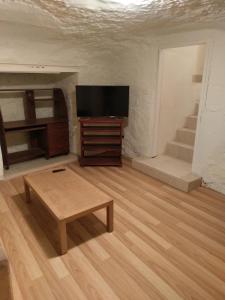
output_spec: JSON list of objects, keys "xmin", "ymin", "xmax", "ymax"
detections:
[{"xmin": 1, "ymin": 161, "xmax": 225, "ymax": 299}]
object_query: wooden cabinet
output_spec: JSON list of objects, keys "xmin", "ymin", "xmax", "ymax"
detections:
[
  {"xmin": 47, "ymin": 122, "xmax": 69, "ymax": 158},
  {"xmin": 79, "ymin": 118, "xmax": 123, "ymax": 166}
]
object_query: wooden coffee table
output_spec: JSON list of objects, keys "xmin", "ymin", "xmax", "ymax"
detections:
[{"xmin": 24, "ymin": 167, "xmax": 113, "ymax": 255}]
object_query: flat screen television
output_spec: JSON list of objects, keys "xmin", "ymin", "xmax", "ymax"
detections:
[{"xmin": 76, "ymin": 85, "xmax": 129, "ymax": 117}]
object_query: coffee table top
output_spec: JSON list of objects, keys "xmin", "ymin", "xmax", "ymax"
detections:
[{"xmin": 24, "ymin": 167, "xmax": 112, "ymax": 221}]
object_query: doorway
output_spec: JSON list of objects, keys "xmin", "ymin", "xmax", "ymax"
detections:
[{"xmin": 155, "ymin": 44, "xmax": 206, "ymax": 165}]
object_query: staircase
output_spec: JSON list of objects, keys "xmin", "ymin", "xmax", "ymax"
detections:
[
  {"xmin": 165, "ymin": 113, "xmax": 198, "ymax": 162},
  {"xmin": 132, "ymin": 104, "xmax": 202, "ymax": 192}
]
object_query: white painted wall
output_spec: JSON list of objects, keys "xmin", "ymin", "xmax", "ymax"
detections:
[
  {"xmin": 87, "ymin": 29, "xmax": 225, "ymax": 195},
  {"xmin": 0, "ymin": 19, "xmax": 225, "ymax": 196},
  {"xmin": 0, "ymin": 22, "xmax": 118, "ymax": 177},
  {"xmin": 157, "ymin": 45, "xmax": 205, "ymax": 154},
  {"xmin": 192, "ymin": 30, "xmax": 225, "ymax": 194},
  {"xmin": 107, "ymin": 29, "xmax": 225, "ymax": 195}
]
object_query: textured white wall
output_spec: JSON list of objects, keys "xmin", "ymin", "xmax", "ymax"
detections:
[
  {"xmin": 0, "ymin": 17, "xmax": 225, "ymax": 196},
  {"xmin": 158, "ymin": 45, "xmax": 205, "ymax": 154},
  {"xmin": 106, "ymin": 29, "xmax": 225, "ymax": 194},
  {"xmin": 192, "ymin": 30, "xmax": 225, "ymax": 194}
]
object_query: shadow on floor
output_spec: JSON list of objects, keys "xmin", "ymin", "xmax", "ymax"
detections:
[{"xmin": 12, "ymin": 192, "xmax": 107, "ymax": 258}]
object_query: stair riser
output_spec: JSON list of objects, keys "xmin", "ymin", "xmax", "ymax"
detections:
[
  {"xmin": 166, "ymin": 143, "xmax": 193, "ymax": 163},
  {"xmin": 185, "ymin": 117, "xmax": 197, "ymax": 130},
  {"xmin": 176, "ymin": 130, "xmax": 196, "ymax": 146}
]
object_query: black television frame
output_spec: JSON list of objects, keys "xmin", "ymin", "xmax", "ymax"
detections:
[{"xmin": 76, "ymin": 85, "xmax": 129, "ymax": 118}]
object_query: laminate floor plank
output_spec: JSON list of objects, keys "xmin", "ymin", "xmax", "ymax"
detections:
[{"xmin": 0, "ymin": 161, "xmax": 225, "ymax": 299}]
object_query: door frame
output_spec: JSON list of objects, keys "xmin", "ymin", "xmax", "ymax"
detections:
[{"xmin": 151, "ymin": 38, "xmax": 213, "ymax": 158}]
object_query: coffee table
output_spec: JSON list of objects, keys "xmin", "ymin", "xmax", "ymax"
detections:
[{"xmin": 23, "ymin": 167, "xmax": 113, "ymax": 255}]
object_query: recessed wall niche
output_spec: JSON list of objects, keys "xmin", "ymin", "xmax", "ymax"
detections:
[{"xmin": 0, "ymin": 72, "xmax": 78, "ymax": 156}]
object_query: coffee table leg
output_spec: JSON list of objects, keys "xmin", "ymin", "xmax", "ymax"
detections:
[
  {"xmin": 107, "ymin": 202, "xmax": 114, "ymax": 232},
  {"xmin": 24, "ymin": 180, "xmax": 31, "ymax": 203},
  {"xmin": 58, "ymin": 221, "xmax": 67, "ymax": 255}
]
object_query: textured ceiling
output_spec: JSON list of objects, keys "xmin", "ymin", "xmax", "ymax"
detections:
[
  {"xmin": 0, "ymin": 0, "xmax": 225, "ymax": 54},
  {"xmin": 1, "ymin": 1, "xmax": 225, "ymax": 39}
]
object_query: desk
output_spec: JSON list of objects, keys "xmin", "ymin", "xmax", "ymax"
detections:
[
  {"xmin": 1, "ymin": 117, "xmax": 69, "ymax": 169},
  {"xmin": 0, "ymin": 88, "xmax": 69, "ymax": 169}
]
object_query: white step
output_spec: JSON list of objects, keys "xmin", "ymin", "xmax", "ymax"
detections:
[
  {"xmin": 132, "ymin": 155, "xmax": 201, "ymax": 192},
  {"xmin": 185, "ymin": 115, "xmax": 198, "ymax": 130},
  {"xmin": 165, "ymin": 141, "xmax": 193, "ymax": 163},
  {"xmin": 175, "ymin": 128, "xmax": 196, "ymax": 146}
]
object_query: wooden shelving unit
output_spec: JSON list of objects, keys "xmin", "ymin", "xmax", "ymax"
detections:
[
  {"xmin": 8, "ymin": 148, "xmax": 45, "ymax": 164},
  {"xmin": 0, "ymin": 88, "xmax": 69, "ymax": 169},
  {"xmin": 79, "ymin": 118, "xmax": 123, "ymax": 166}
]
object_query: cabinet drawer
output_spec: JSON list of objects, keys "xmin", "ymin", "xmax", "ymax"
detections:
[{"xmin": 47, "ymin": 122, "xmax": 69, "ymax": 157}]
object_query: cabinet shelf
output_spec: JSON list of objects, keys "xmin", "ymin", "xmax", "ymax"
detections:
[
  {"xmin": 79, "ymin": 118, "xmax": 123, "ymax": 166},
  {"xmin": 81, "ymin": 126, "xmax": 120, "ymax": 131},
  {"xmin": 4, "ymin": 118, "xmax": 66, "ymax": 132},
  {"xmin": 79, "ymin": 156, "xmax": 121, "ymax": 166},
  {"xmin": 82, "ymin": 145, "xmax": 121, "ymax": 150},
  {"xmin": 82, "ymin": 137, "xmax": 121, "ymax": 145},
  {"xmin": 34, "ymin": 96, "xmax": 53, "ymax": 101},
  {"xmin": 8, "ymin": 148, "xmax": 45, "ymax": 164}
]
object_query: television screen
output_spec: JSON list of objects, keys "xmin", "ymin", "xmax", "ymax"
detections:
[{"xmin": 76, "ymin": 85, "xmax": 129, "ymax": 117}]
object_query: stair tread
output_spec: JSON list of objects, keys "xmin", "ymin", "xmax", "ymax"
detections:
[
  {"xmin": 132, "ymin": 155, "xmax": 201, "ymax": 192},
  {"xmin": 188, "ymin": 115, "xmax": 198, "ymax": 119},
  {"xmin": 133, "ymin": 155, "xmax": 197, "ymax": 177},
  {"xmin": 168, "ymin": 141, "xmax": 194, "ymax": 150},
  {"xmin": 178, "ymin": 128, "xmax": 196, "ymax": 133}
]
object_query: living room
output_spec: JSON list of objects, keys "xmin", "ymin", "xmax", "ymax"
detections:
[{"xmin": 1, "ymin": 1, "xmax": 225, "ymax": 300}]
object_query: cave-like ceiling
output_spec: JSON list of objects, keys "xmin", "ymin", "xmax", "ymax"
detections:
[{"xmin": 1, "ymin": 1, "xmax": 225, "ymax": 36}]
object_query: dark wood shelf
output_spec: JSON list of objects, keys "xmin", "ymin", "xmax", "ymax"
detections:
[
  {"xmin": 8, "ymin": 148, "xmax": 45, "ymax": 164},
  {"xmin": 79, "ymin": 156, "xmax": 121, "ymax": 166},
  {"xmin": 79, "ymin": 118, "xmax": 123, "ymax": 167},
  {"xmin": 80, "ymin": 117, "xmax": 123, "ymax": 123},
  {"xmin": 5, "ymin": 126, "xmax": 46, "ymax": 133},
  {"xmin": 82, "ymin": 137, "xmax": 121, "ymax": 144},
  {"xmin": 81, "ymin": 127, "xmax": 121, "ymax": 134},
  {"xmin": 34, "ymin": 96, "xmax": 53, "ymax": 101},
  {"xmin": 0, "ymin": 88, "xmax": 69, "ymax": 169},
  {"xmin": 82, "ymin": 145, "xmax": 121, "ymax": 150},
  {"xmin": 4, "ymin": 117, "xmax": 67, "ymax": 132}
]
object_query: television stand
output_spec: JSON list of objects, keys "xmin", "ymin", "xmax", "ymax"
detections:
[{"xmin": 79, "ymin": 118, "xmax": 123, "ymax": 166}]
